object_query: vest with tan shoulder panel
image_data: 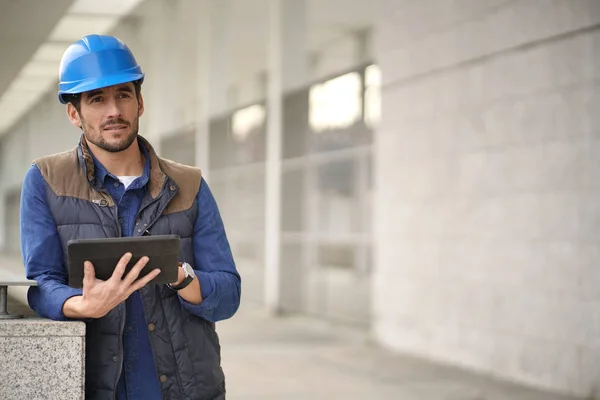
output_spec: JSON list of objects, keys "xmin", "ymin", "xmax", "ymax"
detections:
[{"xmin": 34, "ymin": 135, "xmax": 225, "ymax": 400}]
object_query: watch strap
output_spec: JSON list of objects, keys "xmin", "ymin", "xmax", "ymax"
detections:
[{"xmin": 167, "ymin": 263, "xmax": 194, "ymax": 291}]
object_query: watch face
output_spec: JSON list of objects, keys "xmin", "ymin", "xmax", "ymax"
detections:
[{"xmin": 182, "ymin": 262, "xmax": 195, "ymax": 278}]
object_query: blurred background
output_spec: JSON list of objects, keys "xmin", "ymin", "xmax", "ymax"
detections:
[{"xmin": 0, "ymin": 0, "xmax": 599, "ymax": 399}]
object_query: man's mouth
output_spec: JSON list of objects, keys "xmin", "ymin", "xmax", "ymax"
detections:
[{"xmin": 103, "ymin": 124, "xmax": 128, "ymax": 131}]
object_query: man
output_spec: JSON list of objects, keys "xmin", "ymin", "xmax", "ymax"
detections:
[{"xmin": 20, "ymin": 34, "xmax": 241, "ymax": 400}]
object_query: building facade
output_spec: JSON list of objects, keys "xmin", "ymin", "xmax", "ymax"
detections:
[{"xmin": 0, "ymin": 0, "xmax": 599, "ymax": 397}]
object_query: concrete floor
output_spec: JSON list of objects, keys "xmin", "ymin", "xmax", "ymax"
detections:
[
  {"xmin": 1, "ymin": 254, "xmax": 585, "ymax": 400},
  {"xmin": 217, "ymin": 303, "xmax": 583, "ymax": 400}
]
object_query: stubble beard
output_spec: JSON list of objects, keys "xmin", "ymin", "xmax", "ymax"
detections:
[{"xmin": 82, "ymin": 115, "xmax": 139, "ymax": 153}]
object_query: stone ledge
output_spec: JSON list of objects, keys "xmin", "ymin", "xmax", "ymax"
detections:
[
  {"xmin": 0, "ymin": 318, "xmax": 86, "ymax": 337},
  {"xmin": 0, "ymin": 317, "xmax": 85, "ymax": 400}
]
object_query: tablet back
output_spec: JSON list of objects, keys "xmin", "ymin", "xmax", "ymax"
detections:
[{"xmin": 67, "ymin": 235, "xmax": 181, "ymax": 288}]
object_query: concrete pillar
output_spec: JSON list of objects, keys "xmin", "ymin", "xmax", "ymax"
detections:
[
  {"xmin": 264, "ymin": 0, "xmax": 307, "ymax": 313},
  {"xmin": 147, "ymin": 0, "xmax": 179, "ymax": 155},
  {"xmin": 195, "ymin": 0, "xmax": 231, "ymax": 178}
]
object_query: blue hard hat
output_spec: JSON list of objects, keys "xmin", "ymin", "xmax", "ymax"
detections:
[{"xmin": 57, "ymin": 34, "xmax": 144, "ymax": 104}]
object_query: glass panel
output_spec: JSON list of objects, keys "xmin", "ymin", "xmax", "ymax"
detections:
[
  {"xmin": 317, "ymin": 244, "xmax": 355, "ymax": 269},
  {"xmin": 315, "ymin": 158, "xmax": 360, "ymax": 234},
  {"xmin": 283, "ymin": 90, "xmax": 309, "ymax": 159},
  {"xmin": 309, "ymin": 72, "xmax": 362, "ymax": 132},
  {"xmin": 231, "ymin": 103, "xmax": 266, "ymax": 165},
  {"xmin": 281, "ymin": 167, "xmax": 305, "ymax": 232},
  {"xmin": 308, "ymin": 70, "xmax": 372, "ymax": 153},
  {"xmin": 209, "ymin": 117, "xmax": 231, "ymax": 170},
  {"xmin": 279, "ymin": 241, "xmax": 306, "ymax": 312},
  {"xmin": 364, "ymin": 64, "xmax": 382, "ymax": 130},
  {"xmin": 229, "ymin": 169, "xmax": 265, "ymax": 232}
]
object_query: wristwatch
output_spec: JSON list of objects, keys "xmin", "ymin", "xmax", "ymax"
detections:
[{"xmin": 167, "ymin": 262, "xmax": 195, "ymax": 291}]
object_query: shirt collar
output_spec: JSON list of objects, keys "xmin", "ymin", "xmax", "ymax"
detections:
[{"xmin": 89, "ymin": 141, "xmax": 151, "ymax": 188}]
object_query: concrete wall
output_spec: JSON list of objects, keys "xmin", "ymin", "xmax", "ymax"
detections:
[{"xmin": 373, "ymin": 0, "xmax": 600, "ymax": 397}]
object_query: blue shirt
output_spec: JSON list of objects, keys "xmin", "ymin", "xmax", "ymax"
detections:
[{"xmin": 20, "ymin": 143, "xmax": 241, "ymax": 400}]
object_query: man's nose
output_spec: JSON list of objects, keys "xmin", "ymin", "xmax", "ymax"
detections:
[{"xmin": 105, "ymin": 97, "xmax": 123, "ymax": 118}]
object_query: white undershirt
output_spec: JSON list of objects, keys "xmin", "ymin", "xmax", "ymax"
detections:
[{"xmin": 117, "ymin": 176, "xmax": 140, "ymax": 189}]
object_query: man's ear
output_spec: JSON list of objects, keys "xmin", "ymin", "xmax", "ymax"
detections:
[
  {"xmin": 66, "ymin": 103, "xmax": 82, "ymax": 129},
  {"xmin": 137, "ymin": 93, "xmax": 145, "ymax": 117}
]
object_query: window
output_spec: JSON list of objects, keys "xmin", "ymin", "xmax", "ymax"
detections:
[
  {"xmin": 309, "ymin": 72, "xmax": 362, "ymax": 133},
  {"xmin": 232, "ymin": 104, "xmax": 266, "ymax": 142}
]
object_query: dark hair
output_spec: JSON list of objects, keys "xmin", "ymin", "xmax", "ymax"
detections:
[{"xmin": 63, "ymin": 79, "xmax": 143, "ymax": 113}]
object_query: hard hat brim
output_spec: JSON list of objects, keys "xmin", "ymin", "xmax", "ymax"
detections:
[{"xmin": 58, "ymin": 72, "xmax": 145, "ymax": 104}]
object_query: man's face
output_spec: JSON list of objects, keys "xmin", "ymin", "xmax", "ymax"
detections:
[{"xmin": 67, "ymin": 82, "xmax": 144, "ymax": 153}]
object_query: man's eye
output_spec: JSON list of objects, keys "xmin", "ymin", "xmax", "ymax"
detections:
[
  {"xmin": 91, "ymin": 97, "xmax": 103, "ymax": 103},
  {"xmin": 118, "ymin": 93, "xmax": 131, "ymax": 99}
]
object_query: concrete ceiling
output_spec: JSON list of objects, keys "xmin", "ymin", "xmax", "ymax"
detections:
[
  {"xmin": 0, "ymin": 0, "xmax": 75, "ymax": 96},
  {"xmin": 0, "ymin": 0, "xmax": 375, "ymax": 87},
  {"xmin": 0, "ymin": 0, "xmax": 145, "ymax": 135},
  {"xmin": 225, "ymin": 0, "xmax": 376, "ymax": 83}
]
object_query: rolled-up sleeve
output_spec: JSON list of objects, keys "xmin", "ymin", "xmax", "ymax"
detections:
[
  {"xmin": 178, "ymin": 178, "xmax": 241, "ymax": 322},
  {"xmin": 20, "ymin": 164, "xmax": 82, "ymax": 320}
]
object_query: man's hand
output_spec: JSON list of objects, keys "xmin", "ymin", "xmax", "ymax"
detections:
[
  {"xmin": 63, "ymin": 252, "xmax": 161, "ymax": 319},
  {"xmin": 170, "ymin": 266, "xmax": 185, "ymax": 287}
]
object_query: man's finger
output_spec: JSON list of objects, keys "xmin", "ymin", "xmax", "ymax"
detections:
[
  {"xmin": 121, "ymin": 256, "xmax": 150, "ymax": 286},
  {"xmin": 110, "ymin": 252, "xmax": 133, "ymax": 282},
  {"xmin": 129, "ymin": 268, "xmax": 161, "ymax": 294},
  {"xmin": 83, "ymin": 261, "xmax": 96, "ymax": 292}
]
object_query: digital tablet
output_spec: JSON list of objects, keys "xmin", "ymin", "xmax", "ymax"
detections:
[{"xmin": 66, "ymin": 235, "xmax": 181, "ymax": 288}]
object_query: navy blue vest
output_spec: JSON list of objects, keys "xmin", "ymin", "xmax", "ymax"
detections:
[{"xmin": 35, "ymin": 136, "xmax": 225, "ymax": 400}]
